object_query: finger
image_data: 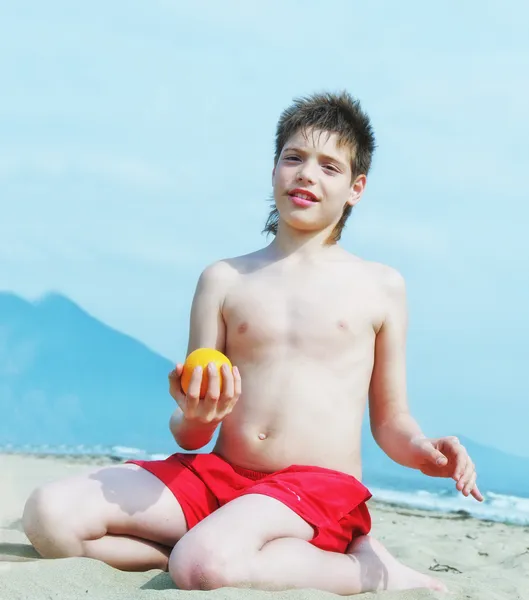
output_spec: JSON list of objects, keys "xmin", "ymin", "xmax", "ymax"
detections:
[
  {"xmin": 218, "ymin": 365, "xmax": 235, "ymax": 416},
  {"xmin": 463, "ymin": 470, "xmax": 476, "ymax": 497},
  {"xmin": 470, "ymin": 483, "xmax": 484, "ymax": 502},
  {"xmin": 456, "ymin": 458, "xmax": 473, "ymax": 492},
  {"xmin": 443, "ymin": 436, "xmax": 460, "ymax": 445},
  {"xmin": 186, "ymin": 366, "xmax": 203, "ymax": 413},
  {"xmin": 233, "ymin": 366, "xmax": 242, "ymax": 398},
  {"xmin": 454, "ymin": 457, "xmax": 468, "ymax": 489},
  {"xmin": 460, "ymin": 460, "xmax": 476, "ymax": 495},
  {"xmin": 221, "ymin": 365, "xmax": 235, "ymax": 400},
  {"xmin": 204, "ymin": 362, "xmax": 220, "ymax": 404},
  {"xmin": 451, "ymin": 446, "xmax": 469, "ymax": 482},
  {"xmin": 439, "ymin": 436, "xmax": 460, "ymax": 457},
  {"xmin": 168, "ymin": 365, "xmax": 185, "ymax": 403},
  {"xmin": 420, "ymin": 441, "xmax": 448, "ymax": 467},
  {"xmin": 168, "ymin": 363, "xmax": 183, "ymax": 380}
]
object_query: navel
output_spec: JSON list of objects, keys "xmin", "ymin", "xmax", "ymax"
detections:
[
  {"xmin": 257, "ymin": 432, "xmax": 267, "ymax": 440},
  {"xmin": 337, "ymin": 320, "xmax": 348, "ymax": 331}
]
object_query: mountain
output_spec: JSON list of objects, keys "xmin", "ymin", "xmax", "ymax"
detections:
[
  {"xmin": 1, "ymin": 291, "xmax": 528, "ymax": 498},
  {"xmin": 0, "ymin": 291, "xmax": 177, "ymax": 454}
]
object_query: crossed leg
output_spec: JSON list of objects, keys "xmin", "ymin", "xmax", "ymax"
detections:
[
  {"xmin": 23, "ymin": 465, "xmax": 446, "ymax": 594},
  {"xmin": 170, "ymin": 494, "xmax": 447, "ymax": 594}
]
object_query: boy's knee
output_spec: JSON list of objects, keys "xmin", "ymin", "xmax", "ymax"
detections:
[
  {"xmin": 169, "ymin": 533, "xmax": 248, "ymax": 590},
  {"xmin": 23, "ymin": 485, "xmax": 57, "ymax": 538},
  {"xmin": 22, "ymin": 483, "xmax": 82, "ymax": 559}
]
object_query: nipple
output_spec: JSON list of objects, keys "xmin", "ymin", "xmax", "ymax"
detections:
[{"xmin": 258, "ymin": 432, "xmax": 267, "ymax": 440}]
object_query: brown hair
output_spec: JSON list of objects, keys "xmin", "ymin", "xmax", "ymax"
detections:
[{"xmin": 263, "ymin": 91, "xmax": 376, "ymax": 242}]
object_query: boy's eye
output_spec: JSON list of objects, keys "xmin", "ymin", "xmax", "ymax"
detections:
[
  {"xmin": 284, "ymin": 155, "xmax": 301, "ymax": 162},
  {"xmin": 324, "ymin": 164, "xmax": 339, "ymax": 173}
]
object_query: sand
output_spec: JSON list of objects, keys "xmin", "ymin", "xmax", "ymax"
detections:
[{"xmin": 1, "ymin": 453, "xmax": 528, "ymax": 600}]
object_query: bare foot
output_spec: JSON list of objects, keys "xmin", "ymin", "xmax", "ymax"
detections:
[{"xmin": 349, "ymin": 536, "xmax": 448, "ymax": 593}]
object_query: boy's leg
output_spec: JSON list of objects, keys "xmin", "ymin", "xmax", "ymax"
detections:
[
  {"xmin": 23, "ymin": 463, "xmax": 188, "ymax": 571},
  {"xmin": 169, "ymin": 494, "xmax": 446, "ymax": 594}
]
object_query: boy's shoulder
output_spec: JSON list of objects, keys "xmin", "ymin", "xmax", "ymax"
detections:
[
  {"xmin": 367, "ymin": 260, "xmax": 405, "ymax": 291},
  {"xmin": 344, "ymin": 256, "xmax": 407, "ymax": 327},
  {"xmin": 196, "ymin": 249, "xmax": 265, "ymax": 289},
  {"xmin": 343, "ymin": 251, "xmax": 406, "ymax": 292},
  {"xmin": 199, "ymin": 248, "xmax": 271, "ymax": 280}
]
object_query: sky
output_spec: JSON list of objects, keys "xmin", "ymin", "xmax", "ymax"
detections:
[{"xmin": 1, "ymin": 0, "xmax": 528, "ymax": 456}]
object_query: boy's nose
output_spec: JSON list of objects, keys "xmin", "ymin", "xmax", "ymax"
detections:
[{"xmin": 296, "ymin": 166, "xmax": 316, "ymax": 185}]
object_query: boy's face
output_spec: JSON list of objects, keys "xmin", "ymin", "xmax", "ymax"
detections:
[{"xmin": 272, "ymin": 128, "xmax": 365, "ymax": 236}]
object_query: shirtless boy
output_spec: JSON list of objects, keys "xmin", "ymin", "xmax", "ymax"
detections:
[{"xmin": 23, "ymin": 91, "xmax": 482, "ymax": 595}]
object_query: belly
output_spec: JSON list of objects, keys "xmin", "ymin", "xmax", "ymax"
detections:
[{"xmin": 213, "ymin": 361, "xmax": 369, "ymax": 479}]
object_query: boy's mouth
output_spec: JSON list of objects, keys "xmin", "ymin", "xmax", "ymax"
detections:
[{"xmin": 288, "ymin": 189, "xmax": 319, "ymax": 203}]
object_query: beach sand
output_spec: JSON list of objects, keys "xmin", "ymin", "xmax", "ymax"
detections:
[{"xmin": 1, "ymin": 453, "xmax": 527, "ymax": 600}]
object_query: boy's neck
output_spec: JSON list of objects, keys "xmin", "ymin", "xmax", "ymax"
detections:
[{"xmin": 268, "ymin": 222, "xmax": 340, "ymax": 260}]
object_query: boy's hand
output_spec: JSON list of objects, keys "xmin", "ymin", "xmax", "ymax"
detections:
[
  {"xmin": 168, "ymin": 362, "xmax": 241, "ymax": 425},
  {"xmin": 411, "ymin": 436, "xmax": 484, "ymax": 502}
]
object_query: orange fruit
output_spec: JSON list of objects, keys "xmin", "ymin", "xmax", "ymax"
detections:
[{"xmin": 180, "ymin": 348, "xmax": 233, "ymax": 398}]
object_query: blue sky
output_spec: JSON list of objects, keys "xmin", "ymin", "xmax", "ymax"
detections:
[{"xmin": 1, "ymin": 1, "xmax": 528, "ymax": 456}]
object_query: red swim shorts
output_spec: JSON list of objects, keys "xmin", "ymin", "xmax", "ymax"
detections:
[{"xmin": 128, "ymin": 452, "xmax": 372, "ymax": 553}]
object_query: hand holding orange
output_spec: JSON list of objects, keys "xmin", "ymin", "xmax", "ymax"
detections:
[{"xmin": 180, "ymin": 348, "xmax": 233, "ymax": 398}]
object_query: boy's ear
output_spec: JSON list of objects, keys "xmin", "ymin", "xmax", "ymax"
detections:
[{"xmin": 347, "ymin": 174, "xmax": 367, "ymax": 207}]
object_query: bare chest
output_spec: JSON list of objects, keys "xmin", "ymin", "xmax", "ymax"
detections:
[{"xmin": 223, "ymin": 272, "xmax": 381, "ymax": 355}]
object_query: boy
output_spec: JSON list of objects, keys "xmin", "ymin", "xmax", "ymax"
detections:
[{"xmin": 23, "ymin": 92, "xmax": 482, "ymax": 595}]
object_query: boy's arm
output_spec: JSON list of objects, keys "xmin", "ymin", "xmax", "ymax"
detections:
[
  {"xmin": 186, "ymin": 261, "xmax": 230, "ymax": 355},
  {"xmin": 169, "ymin": 261, "xmax": 235, "ymax": 450},
  {"xmin": 368, "ymin": 268, "xmax": 425, "ymax": 467},
  {"xmin": 368, "ymin": 267, "xmax": 483, "ymax": 501}
]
